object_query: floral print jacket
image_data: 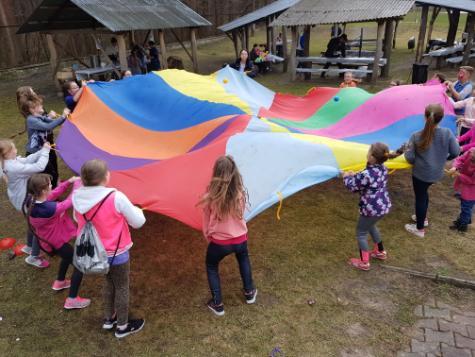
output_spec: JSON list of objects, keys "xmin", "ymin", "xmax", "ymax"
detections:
[{"xmin": 343, "ymin": 164, "xmax": 391, "ymax": 217}]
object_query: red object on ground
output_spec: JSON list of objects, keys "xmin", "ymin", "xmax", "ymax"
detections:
[
  {"xmin": 0, "ymin": 237, "xmax": 16, "ymax": 251},
  {"xmin": 13, "ymin": 244, "xmax": 26, "ymax": 257}
]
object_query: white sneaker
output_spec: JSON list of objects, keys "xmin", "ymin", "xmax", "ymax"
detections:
[
  {"xmin": 21, "ymin": 245, "xmax": 32, "ymax": 255},
  {"xmin": 405, "ymin": 224, "xmax": 425, "ymax": 238},
  {"xmin": 25, "ymin": 255, "xmax": 50, "ymax": 268},
  {"xmin": 411, "ymin": 215, "xmax": 429, "ymax": 227}
]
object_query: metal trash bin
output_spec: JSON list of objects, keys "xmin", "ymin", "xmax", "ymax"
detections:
[{"xmin": 412, "ymin": 63, "xmax": 428, "ymax": 84}]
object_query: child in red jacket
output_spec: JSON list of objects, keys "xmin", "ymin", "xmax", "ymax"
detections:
[{"xmin": 448, "ymin": 148, "xmax": 475, "ymax": 232}]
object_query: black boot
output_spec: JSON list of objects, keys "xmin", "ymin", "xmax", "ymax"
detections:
[
  {"xmin": 457, "ymin": 224, "xmax": 468, "ymax": 232},
  {"xmin": 450, "ymin": 219, "xmax": 461, "ymax": 230}
]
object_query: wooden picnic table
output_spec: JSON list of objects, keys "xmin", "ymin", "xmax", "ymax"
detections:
[
  {"xmin": 297, "ymin": 56, "xmax": 387, "ymax": 66},
  {"xmin": 75, "ymin": 64, "xmax": 120, "ymax": 80},
  {"xmin": 296, "ymin": 56, "xmax": 386, "ymax": 78}
]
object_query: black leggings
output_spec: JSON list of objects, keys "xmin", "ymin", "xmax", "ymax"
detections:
[
  {"xmin": 412, "ymin": 176, "xmax": 433, "ymax": 230},
  {"xmin": 54, "ymin": 243, "xmax": 83, "ymax": 298}
]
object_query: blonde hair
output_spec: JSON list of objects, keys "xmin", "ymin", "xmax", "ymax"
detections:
[
  {"xmin": 417, "ymin": 104, "xmax": 444, "ymax": 152},
  {"xmin": 0, "ymin": 139, "xmax": 14, "ymax": 169},
  {"xmin": 199, "ymin": 156, "xmax": 248, "ymax": 220},
  {"xmin": 81, "ymin": 159, "xmax": 108, "ymax": 186}
]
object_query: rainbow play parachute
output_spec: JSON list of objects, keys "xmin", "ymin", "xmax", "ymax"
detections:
[{"xmin": 57, "ymin": 66, "xmax": 456, "ymax": 229}]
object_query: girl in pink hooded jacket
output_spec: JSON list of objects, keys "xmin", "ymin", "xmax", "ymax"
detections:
[
  {"xmin": 72, "ymin": 159, "xmax": 146, "ymax": 339},
  {"xmin": 26, "ymin": 174, "xmax": 89, "ymax": 309},
  {"xmin": 448, "ymin": 148, "xmax": 475, "ymax": 232}
]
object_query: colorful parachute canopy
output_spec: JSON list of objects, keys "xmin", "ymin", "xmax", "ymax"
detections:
[{"xmin": 57, "ymin": 66, "xmax": 456, "ymax": 229}]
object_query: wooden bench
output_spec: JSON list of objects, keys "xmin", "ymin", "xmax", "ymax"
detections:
[
  {"xmin": 446, "ymin": 53, "xmax": 475, "ymax": 64},
  {"xmin": 296, "ymin": 68, "xmax": 372, "ymax": 75},
  {"xmin": 297, "ymin": 56, "xmax": 387, "ymax": 66}
]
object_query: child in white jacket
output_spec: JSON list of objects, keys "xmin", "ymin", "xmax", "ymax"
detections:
[{"xmin": 0, "ymin": 139, "xmax": 51, "ymax": 268}]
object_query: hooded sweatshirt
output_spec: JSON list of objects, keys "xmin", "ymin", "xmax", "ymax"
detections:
[
  {"xmin": 3, "ymin": 147, "xmax": 50, "ymax": 211},
  {"xmin": 453, "ymin": 148, "xmax": 475, "ymax": 201},
  {"xmin": 72, "ymin": 186, "xmax": 145, "ymax": 257},
  {"xmin": 29, "ymin": 180, "xmax": 77, "ymax": 253}
]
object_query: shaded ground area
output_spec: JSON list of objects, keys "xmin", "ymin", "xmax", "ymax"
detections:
[{"xmin": 1, "ymin": 10, "xmax": 475, "ymax": 356}]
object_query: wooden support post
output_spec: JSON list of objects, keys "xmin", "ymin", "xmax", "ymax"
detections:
[
  {"xmin": 290, "ymin": 26, "xmax": 298, "ymax": 81},
  {"xmin": 244, "ymin": 25, "xmax": 250, "ymax": 51},
  {"xmin": 426, "ymin": 7, "xmax": 441, "ymax": 50},
  {"xmin": 270, "ymin": 16, "xmax": 275, "ymax": 53},
  {"xmin": 45, "ymin": 34, "xmax": 61, "ymax": 89},
  {"xmin": 159, "ymin": 30, "xmax": 167, "ymax": 69},
  {"xmin": 447, "ymin": 9, "xmax": 460, "ymax": 46},
  {"xmin": 282, "ymin": 26, "xmax": 288, "ymax": 72},
  {"xmin": 232, "ymin": 30, "xmax": 239, "ymax": 58},
  {"xmin": 130, "ymin": 30, "xmax": 136, "ymax": 46},
  {"xmin": 266, "ymin": 16, "xmax": 271, "ymax": 50},
  {"xmin": 393, "ymin": 19, "xmax": 399, "ymax": 49},
  {"xmin": 371, "ymin": 21, "xmax": 385, "ymax": 83},
  {"xmin": 190, "ymin": 28, "xmax": 199, "ymax": 73},
  {"xmin": 303, "ymin": 25, "xmax": 311, "ymax": 80},
  {"xmin": 463, "ymin": 13, "xmax": 475, "ymax": 65},
  {"xmin": 117, "ymin": 34, "xmax": 127, "ymax": 71},
  {"xmin": 415, "ymin": 5, "xmax": 429, "ymax": 63},
  {"xmin": 382, "ymin": 19, "xmax": 395, "ymax": 77}
]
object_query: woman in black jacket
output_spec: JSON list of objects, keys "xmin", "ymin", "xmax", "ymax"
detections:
[{"xmin": 230, "ymin": 49, "xmax": 257, "ymax": 78}]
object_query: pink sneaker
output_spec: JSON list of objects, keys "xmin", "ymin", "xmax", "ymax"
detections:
[
  {"xmin": 64, "ymin": 296, "xmax": 91, "ymax": 310},
  {"xmin": 25, "ymin": 255, "xmax": 50, "ymax": 268},
  {"xmin": 348, "ymin": 251, "xmax": 370, "ymax": 271},
  {"xmin": 52, "ymin": 279, "xmax": 71, "ymax": 291},
  {"xmin": 370, "ymin": 248, "xmax": 387, "ymax": 260}
]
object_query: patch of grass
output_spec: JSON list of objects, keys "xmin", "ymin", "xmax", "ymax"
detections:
[{"xmin": 1, "ymin": 9, "xmax": 475, "ymax": 356}]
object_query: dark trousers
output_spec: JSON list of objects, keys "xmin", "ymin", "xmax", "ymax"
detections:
[
  {"xmin": 103, "ymin": 261, "xmax": 130, "ymax": 326},
  {"xmin": 412, "ymin": 176, "xmax": 433, "ymax": 230},
  {"xmin": 54, "ymin": 243, "xmax": 83, "ymax": 298},
  {"xmin": 460, "ymin": 126, "xmax": 471, "ymax": 147},
  {"xmin": 206, "ymin": 241, "xmax": 254, "ymax": 305},
  {"xmin": 459, "ymin": 199, "xmax": 475, "ymax": 225},
  {"xmin": 26, "ymin": 150, "xmax": 59, "ymax": 188},
  {"xmin": 321, "ymin": 55, "xmax": 343, "ymax": 78}
]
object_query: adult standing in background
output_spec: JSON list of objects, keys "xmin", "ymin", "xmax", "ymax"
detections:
[{"xmin": 147, "ymin": 41, "xmax": 161, "ymax": 71}]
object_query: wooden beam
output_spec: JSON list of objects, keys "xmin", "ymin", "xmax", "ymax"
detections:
[
  {"xmin": 282, "ymin": 26, "xmax": 288, "ymax": 72},
  {"xmin": 371, "ymin": 20, "xmax": 385, "ymax": 83},
  {"xmin": 266, "ymin": 16, "xmax": 271, "ymax": 50},
  {"xmin": 447, "ymin": 9, "xmax": 460, "ymax": 46},
  {"xmin": 190, "ymin": 28, "xmax": 199, "ymax": 73},
  {"xmin": 45, "ymin": 34, "xmax": 61, "ymax": 89},
  {"xmin": 159, "ymin": 30, "xmax": 168, "ymax": 69},
  {"xmin": 415, "ymin": 5, "xmax": 429, "ymax": 63},
  {"xmin": 52, "ymin": 37, "xmax": 90, "ymax": 68},
  {"xmin": 463, "ymin": 13, "xmax": 475, "ymax": 65},
  {"xmin": 290, "ymin": 26, "xmax": 298, "ymax": 81},
  {"xmin": 170, "ymin": 29, "xmax": 193, "ymax": 62},
  {"xmin": 117, "ymin": 34, "xmax": 127, "ymax": 71},
  {"xmin": 382, "ymin": 19, "xmax": 395, "ymax": 77},
  {"xmin": 426, "ymin": 7, "xmax": 441, "ymax": 49},
  {"xmin": 270, "ymin": 16, "xmax": 275, "ymax": 53}
]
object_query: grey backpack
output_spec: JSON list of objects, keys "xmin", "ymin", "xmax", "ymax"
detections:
[{"xmin": 73, "ymin": 192, "xmax": 121, "ymax": 275}]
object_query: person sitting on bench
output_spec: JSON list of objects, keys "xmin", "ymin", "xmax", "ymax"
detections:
[{"xmin": 321, "ymin": 34, "xmax": 348, "ymax": 78}]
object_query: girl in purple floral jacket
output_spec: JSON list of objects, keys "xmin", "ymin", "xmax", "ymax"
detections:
[{"xmin": 343, "ymin": 143, "xmax": 400, "ymax": 271}]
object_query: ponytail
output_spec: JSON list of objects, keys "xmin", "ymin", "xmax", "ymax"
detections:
[{"xmin": 417, "ymin": 103, "xmax": 444, "ymax": 152}]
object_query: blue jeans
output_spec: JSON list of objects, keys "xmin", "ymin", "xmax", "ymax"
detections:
[
  {"xmin": 206, "ymin": 241, "xmax": 254, "ymax": 305},
  {"xmin": 459, "ymin": 199, "xmax": 475, "ymax": 225},
  {"xmin": 27, "ymin": 229, "xmax": 40, "ymax": 257}
]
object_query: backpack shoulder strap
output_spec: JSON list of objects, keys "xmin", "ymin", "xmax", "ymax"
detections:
[{"xmin": 83, "ymin": 191, "xmax": 115, "ymax": 223}]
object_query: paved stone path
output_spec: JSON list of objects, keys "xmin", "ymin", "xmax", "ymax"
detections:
[{"xmin": 398, "ymin": 299, "xmax": 475, "ymax": 357}]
